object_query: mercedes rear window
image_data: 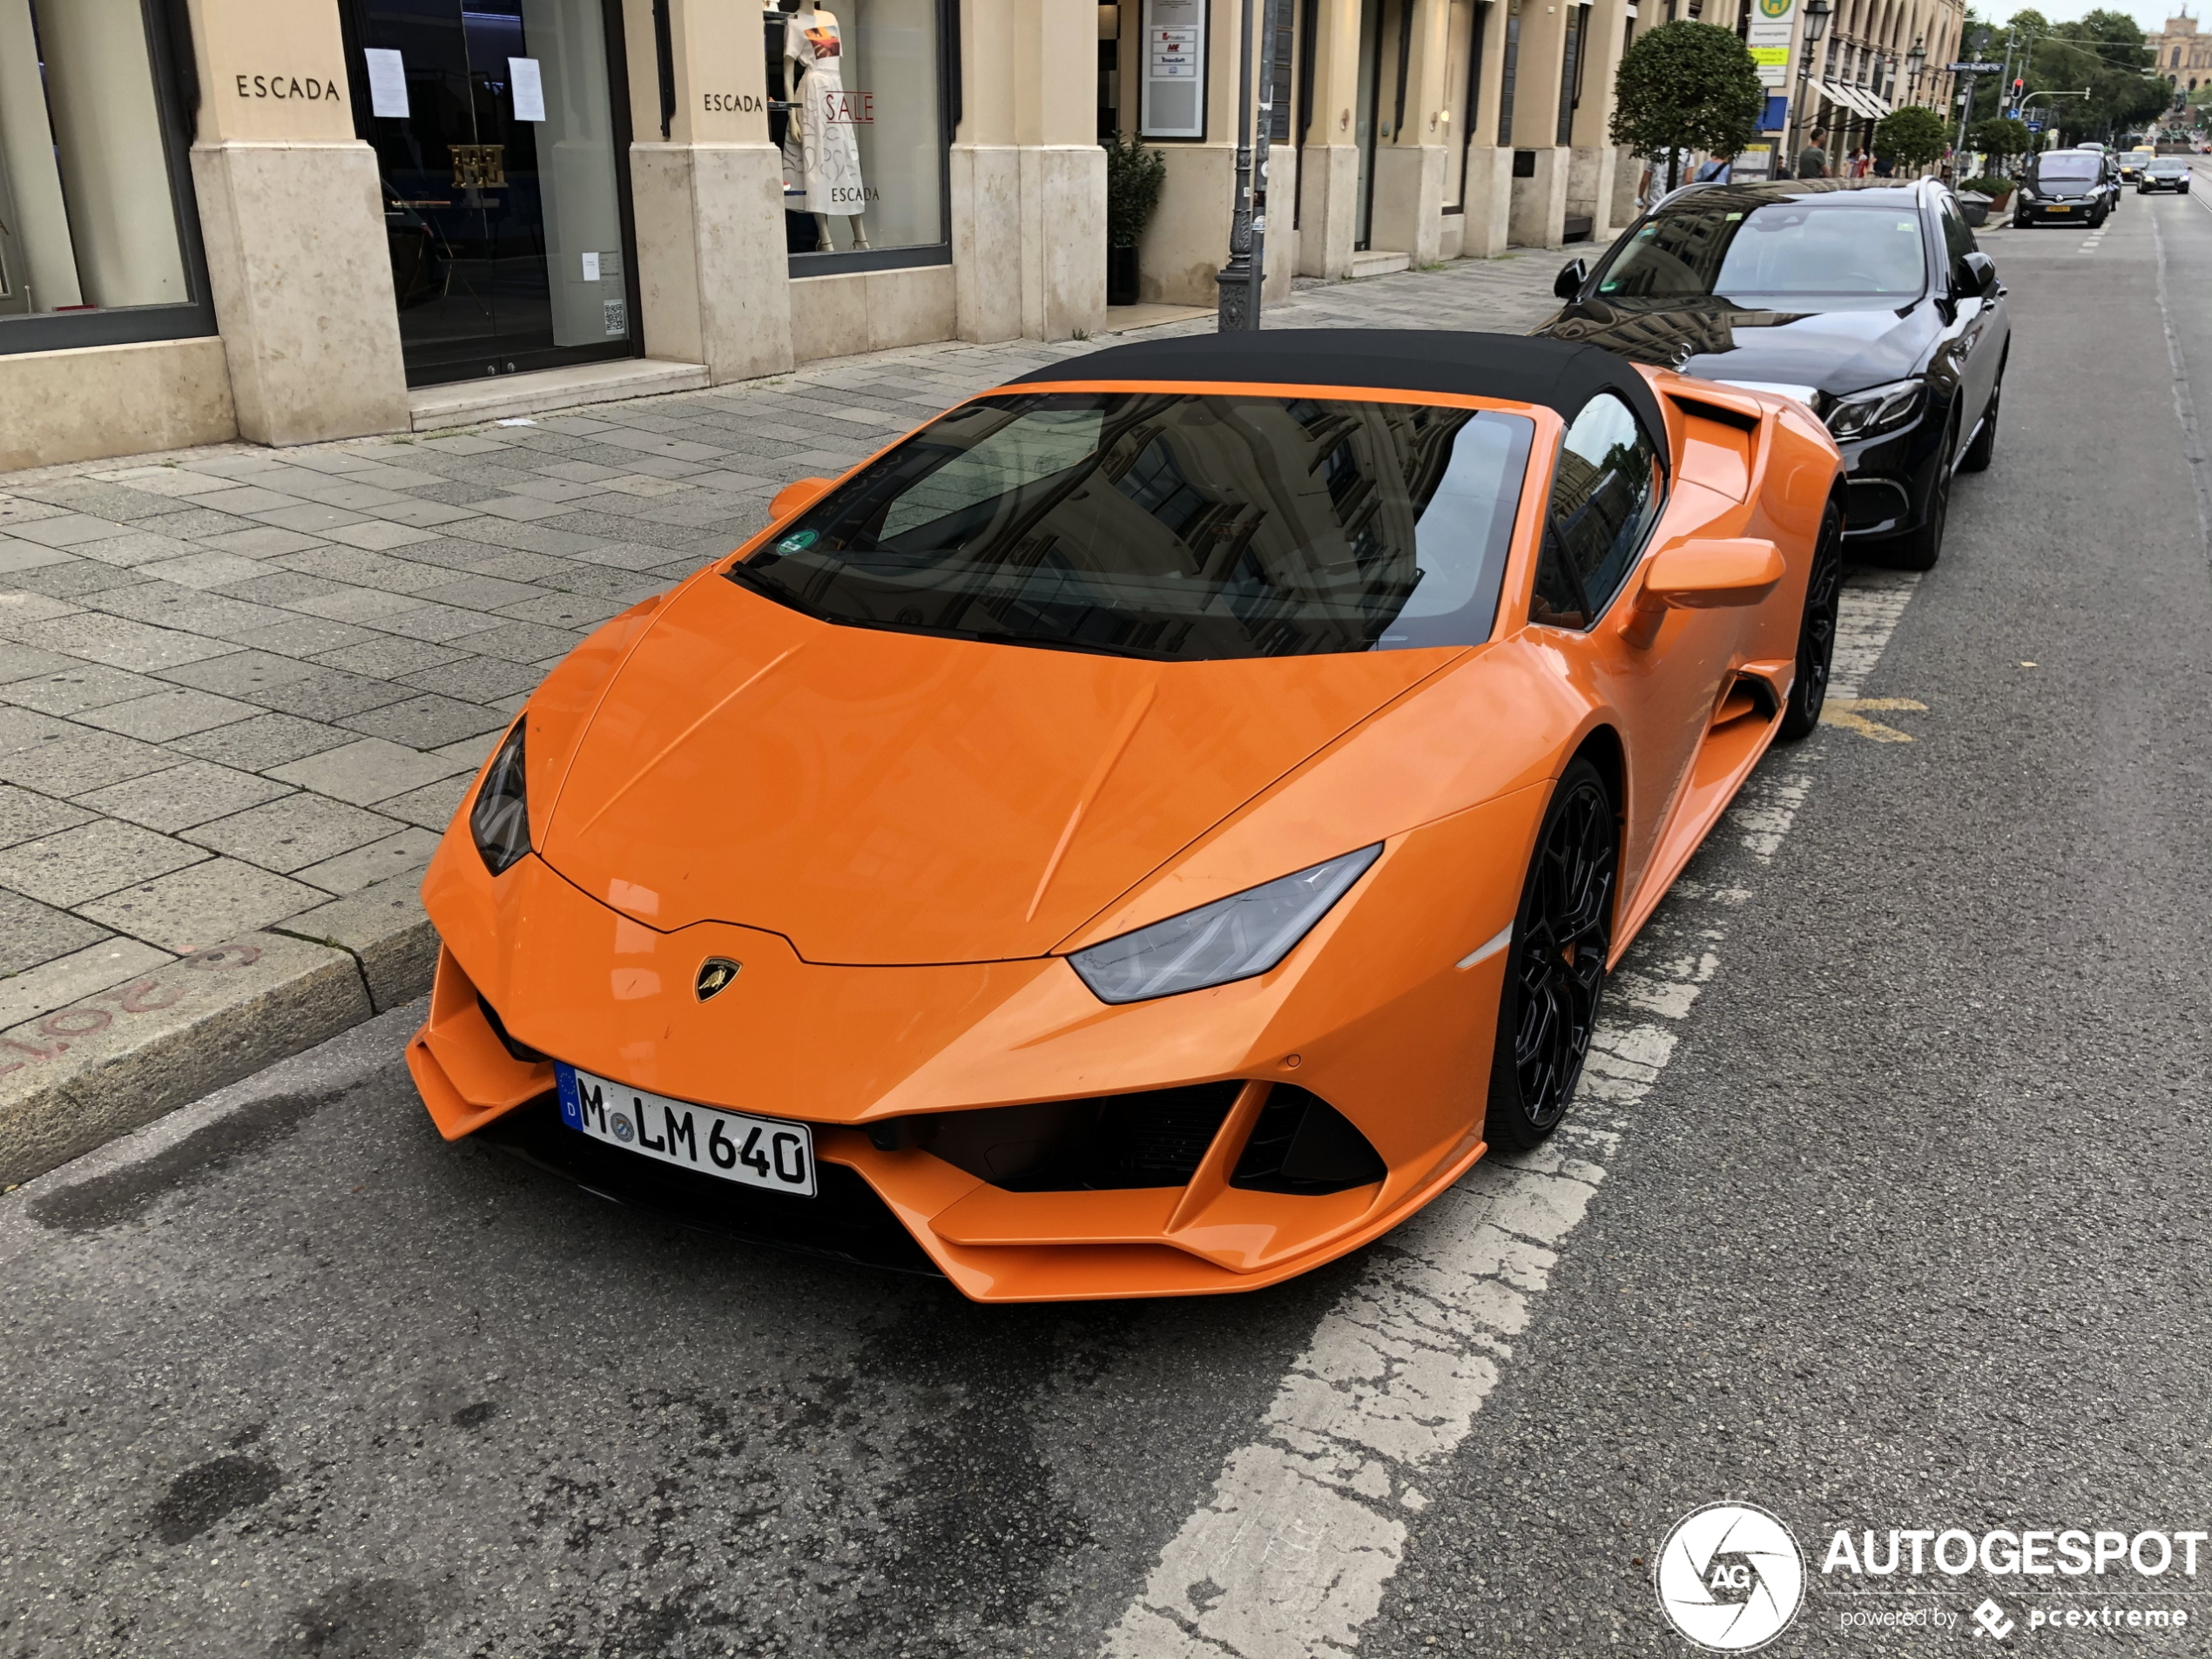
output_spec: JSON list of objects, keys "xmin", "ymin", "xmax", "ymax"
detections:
[{"xmin": 732, "ymin": 391, "xmax": 1536, "ymax": 661}]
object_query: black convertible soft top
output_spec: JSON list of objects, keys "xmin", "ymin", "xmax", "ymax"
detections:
[{"xmin": 1008, "ymin": 327, "xmax": 1664, "ymax": 440}]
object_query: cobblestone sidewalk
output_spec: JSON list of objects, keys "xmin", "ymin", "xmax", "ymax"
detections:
[{"xmin": 0, "ymin": 252, "xmax": 1569, "ymax": 1035}]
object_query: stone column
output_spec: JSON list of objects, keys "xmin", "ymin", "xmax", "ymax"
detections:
[
  {"xmin": 621, "ymin": 0, "xmax": 792, "ymax": 382},
  {"xmin": 1567, "ymin": 0, "xmax": 1626, "ymax": 237},
  {"xmin": 1459, "ymin": 0, "xmax": 1515, "ymax": 257},
  {"xmin": 1370, "ymin": 0, "xmax": 1450, "ymax": 263},
  {"xmin": 1506, "ymin": 0, "xmax": 1569, "ymax": 248},
  {"xmin": 953, "ymin": 0, "xmax": 1105, "ymax": 339},
  {"xmin": 183, "ymin": 0, "xmax": 408, "ymax": 443},
  {"xmin": 1297, "ymin": 0, "xmax": 1364, "ymax": 278}
]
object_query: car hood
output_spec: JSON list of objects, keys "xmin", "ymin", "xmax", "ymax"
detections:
[
  {"xmin": 1537, "ymin": 295, "xmax": 1939, "ymax": 401},
  {"xmin": 536, "ymin": 578, "xmax": 1448, "ymax": 965}
]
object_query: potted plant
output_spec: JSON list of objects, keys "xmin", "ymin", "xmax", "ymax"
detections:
[{"xmin": 1106, "ymin": 132, "xmax": 1167, "ymax": 307}]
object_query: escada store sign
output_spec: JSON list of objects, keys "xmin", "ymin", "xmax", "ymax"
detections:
[{"xmin": 234, "ymin": 73, "xmax": 344, "ymax": 101}]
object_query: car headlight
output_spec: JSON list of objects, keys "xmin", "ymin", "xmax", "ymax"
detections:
[
  {"xmin": 470, "ymin": 719, "xmax": 531, "ymax": 875},
  {"xmin": 1824, "ymin": 379, "xmax": 1923, "ymax": 442},
  {"xmin": 1068, "ymin": 844, "xmax": 1383, "ymax": 1004}
]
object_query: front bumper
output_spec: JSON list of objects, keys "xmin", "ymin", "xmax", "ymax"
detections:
[
  {"xmin": 2013, "ymin": 199, "xmax": 2101, "ymax": 221},
  {"xmin": 1836, "ymin": 405, "xmax": 1949, "ymax": 541},
  {"xmin": 407, "ymin": 791, "xmax": 1539, "ymax": 1302}
]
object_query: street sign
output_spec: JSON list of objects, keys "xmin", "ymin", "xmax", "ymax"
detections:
[
  {"xmin": 2027, "ymin": 119, "xmax": 2044, "ymax": 132},
  {"xmin": 1947, "ymin": 61, "xmax": 2005, "ymax": 73}
]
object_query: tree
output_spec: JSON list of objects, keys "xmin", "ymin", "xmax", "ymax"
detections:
[
  {"xmin": 1966, "ymin": 114, "xmax": 2033, "ymax": 167},
  {"xmin": 1874, "ymin": 106, "xmax": 1951, "ymax": 172},
  {"xmin": 1610, "ymin": 21, "xmax": 1764, "ymax": 191}
]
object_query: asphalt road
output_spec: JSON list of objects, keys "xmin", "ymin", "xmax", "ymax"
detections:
[{"xmin": 4, "ymin": 192, "xmax": 2210, "ymax": 1659}]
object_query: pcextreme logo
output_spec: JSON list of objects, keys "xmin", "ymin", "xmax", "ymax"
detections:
[{"xmin": 1656, "ymin": 1503, "xmax": 1807, "ymax": 1652}]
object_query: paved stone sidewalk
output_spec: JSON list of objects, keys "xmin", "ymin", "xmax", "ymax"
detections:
[{"xmin": 0, "ymin": 251, "xmax": 1568, "ymax": 1043}]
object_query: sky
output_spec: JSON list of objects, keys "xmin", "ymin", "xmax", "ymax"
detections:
[{"xmin": 1980, "ymin": 0, "xmax": 2195, "ymax": 34}]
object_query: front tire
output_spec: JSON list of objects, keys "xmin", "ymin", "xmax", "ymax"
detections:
[
  {"xmin": 1778, "ymin": 498, "xmax": 1844, "ymax": 741},
  {"xmin": 1959, "ymin": 360, "xmax": 2004, "ymax": 474},
  {"xmin": 1485, "ymin": 758, "xmax": 1617, "ymax": 1152},
  {"xmin": 1891, "ymin": 415, "xmax": 1956, "ymax": 571}
]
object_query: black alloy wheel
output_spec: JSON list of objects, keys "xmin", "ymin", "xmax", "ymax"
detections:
[
  {"xmin": 1892, "ymin": 413, "xmax": 1956, "ymax": 571},
  {"xmin": 1778, "ymin": 497, "xmax": 1844, "ymax": 741},
  {"xmin": 1486, "ymin": 758, "xmax": 1617, "ymax": 1151},
  {"xmin": 1959, "ymin": 358, "xmax": 2005, "ymax": 473}
]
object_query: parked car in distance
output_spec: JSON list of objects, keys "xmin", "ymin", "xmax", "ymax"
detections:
[
  {"xmin": 2013, "ymin": 149, "xmax": 2119, "ymax": 227},
  {"xmin": 2141, "ymin": 157, "xmax": 2193, "ymax": 194},
  {"xmin": 2118, "ymin": 151, "xmax": 2153, "ymax": 182},
  {"xmin": 1540, "ymin": 178, "xmax": 2010, "ymax": 570}
]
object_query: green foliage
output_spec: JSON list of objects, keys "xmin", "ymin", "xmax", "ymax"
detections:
[
  {"xmin": 1105, "ymin": 133, "xmax": 1167, "ymax": 250},
  {"xmin": 1967, "ymin": 115, "xmax": 2033, "ymax": 161},
  {"xmin": 1874, "ymin": 106, "xmax": 1950, "ymax": 170},
  {"xmin": 1608, "ymin": 21, "xmax": 1764, "ymax": 164},
  {"xmin": 1956, "ymin": 175, "xmax": 2016, "ymax": 201},
  {"xmin": 1975, "ymin": 8, "xmax": 2171, "ymax": 144}
]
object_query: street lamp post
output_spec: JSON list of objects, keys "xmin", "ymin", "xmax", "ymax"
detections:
[
  {"xmin": 1906, "ymin": 37, "xmax": 1926, "ymax": 105},
  {"xmin": 1787, "ymin": 0, "xmax": 1834, "ymax": 176},
  {"xmin": 1215, "ymin": 0, "xmax": 1273, "ymax": 331}
]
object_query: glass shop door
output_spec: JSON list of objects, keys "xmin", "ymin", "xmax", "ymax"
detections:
[{"xmin": 347, "ymin": 0, "xmax": 637, "ymax": 387}]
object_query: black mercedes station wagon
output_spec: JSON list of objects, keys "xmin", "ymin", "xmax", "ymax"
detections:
[{"xmin": 1537, "ymin": 178, "xmax": 2009, "ymax": 570}]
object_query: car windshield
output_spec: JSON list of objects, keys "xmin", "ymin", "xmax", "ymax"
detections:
[
  {"xmin": 1597, "ymin": 198, "xmax": 1927, "ymax": 300},
  {"xmin": 2034, "ymin": 158, "xmax": 2102, "ymax": 184},
  {"xmin": 734, "ymin": 392, "xmax": 1539, "ymax": 661},
  {"xmin": 2152, "ymin": 160, "xmax": 2189, "ymax": 174}
]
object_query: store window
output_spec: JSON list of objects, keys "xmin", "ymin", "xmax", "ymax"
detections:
[
  {"xmin": 765, "ymin": 0, "xmax": 948, "ymax": 270},
  {"xmin": 0, "ymin": 0, "xmax": 212, "ymax": 354}
]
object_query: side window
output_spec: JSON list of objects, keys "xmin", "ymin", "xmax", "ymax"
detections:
[
  {"xmin": 1937, "ymin": 197, "xmax": 1977, "ymax": 288},
  {"xmin": 1530, "ymin": 394, "xmax": 1663, "ymax": 629}
]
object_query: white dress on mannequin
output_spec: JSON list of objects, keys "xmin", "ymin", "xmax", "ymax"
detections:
[{"xmin": 783, "ymin": 7, "xmax": 865, "ymax": 219}]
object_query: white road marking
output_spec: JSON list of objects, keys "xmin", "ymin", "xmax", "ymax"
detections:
[
  {"xmin": 1103, "ymin": 577, "xmax": 1921, "ymax": 1659},
  {"xmin": 2150, "ymin": 205, "xmax": 2212, "ymax": 556}
]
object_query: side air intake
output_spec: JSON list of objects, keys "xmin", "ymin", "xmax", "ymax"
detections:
[{"xmin": 1230, "ymin": 1086, "xmax": 1386, "ymax": 1195}]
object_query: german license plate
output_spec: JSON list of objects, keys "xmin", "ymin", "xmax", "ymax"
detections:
[
  {"xmin": 556, "ymin": 1063, "xmax": 815, "ymax": 1197},
  {"xmin": 2049, "ymin": 205, "xmax": 2070, "ymax": 212}
]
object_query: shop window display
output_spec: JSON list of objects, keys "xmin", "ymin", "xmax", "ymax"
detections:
[
  {"xmin": 0, "ymin": 0, "xmax": 192, "ymax": 328},
  {"xmin": 765, "ymin": 0, "xmax": 944, "ymax": 260}
]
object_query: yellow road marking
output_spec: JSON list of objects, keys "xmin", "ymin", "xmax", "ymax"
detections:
[{"xmin": 1820, "ymin": 696, "xmax": 1928, "ymax": 742}]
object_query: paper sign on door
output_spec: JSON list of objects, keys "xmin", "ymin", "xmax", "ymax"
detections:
[
  {"xmin": 509, "ymin": 57, "xmax": 545, "ymax": 122},
  {"xmin": 365, "ymin": 49, "xmax": 408, "ymax": 118}
]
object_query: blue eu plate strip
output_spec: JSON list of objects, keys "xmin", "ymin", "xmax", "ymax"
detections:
[{"xmin": 554, "ymin": 1062, "xmax": 581, "ymax": 1129}]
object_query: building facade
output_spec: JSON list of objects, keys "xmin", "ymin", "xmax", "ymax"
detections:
[
  {"xmin": 1, "ymin": 0, "xmax": 1647, "ymax": 472},
  {"xmin": 2151, "ymin": 13, "xmax": 2212, "ymax": 92}
]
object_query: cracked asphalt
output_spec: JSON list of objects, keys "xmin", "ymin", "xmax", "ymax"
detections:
[{"xmin": 3, "ymin": 192, "xmax": 2209, "ymax": 1659}]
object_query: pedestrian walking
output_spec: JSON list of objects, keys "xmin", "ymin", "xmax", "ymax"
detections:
[{"xmin": 1797, "ymin": 126, "xmax": 1833, "ymax": 179}]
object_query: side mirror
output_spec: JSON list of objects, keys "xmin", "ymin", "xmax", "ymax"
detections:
[
  {"xmin": 1959, "ymin": 251, "xmax": 2000, "ymax": 299},
  {"xmin": 1634, "ymin": 538, "xmax": 1786, "ymax": 619},
  {"xmin": 770, "ymin": 475, "xmax": 834, "ymax": 523},
  {"xmin": 1554, "ymin": 258, "xmax": 1589, "ymax": 300}
]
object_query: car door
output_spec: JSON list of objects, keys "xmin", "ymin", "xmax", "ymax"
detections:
[
  {"xmin": 1932, "ymin": 191, "xmax": 2005, "ymax": 443},
  {"xmin": 1521, "ymin": 392, "xmax": 1743, "ymax": 901}
]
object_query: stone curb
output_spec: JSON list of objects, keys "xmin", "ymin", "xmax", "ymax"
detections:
[{"xmin": 0, "ymin": 873, "xmax": 435, "ymax": 1189}]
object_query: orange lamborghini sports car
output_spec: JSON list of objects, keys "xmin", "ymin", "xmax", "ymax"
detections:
[{"xmin": 407, "ymin": 330, "xmax": 1844, "ymax": 1302}]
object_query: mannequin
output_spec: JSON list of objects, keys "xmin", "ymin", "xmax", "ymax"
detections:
[{"xmin": 783, "ymin": 0, "xmax": 870, "ymax": 251}]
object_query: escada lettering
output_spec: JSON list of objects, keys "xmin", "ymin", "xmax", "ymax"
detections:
[
  {"xmin": 236, "ymin": 74, "xmax": 343, "ymax": 101},
  {"xmin": 702, "ymin": 91, "xmax": 763, "ymax": 113}
]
